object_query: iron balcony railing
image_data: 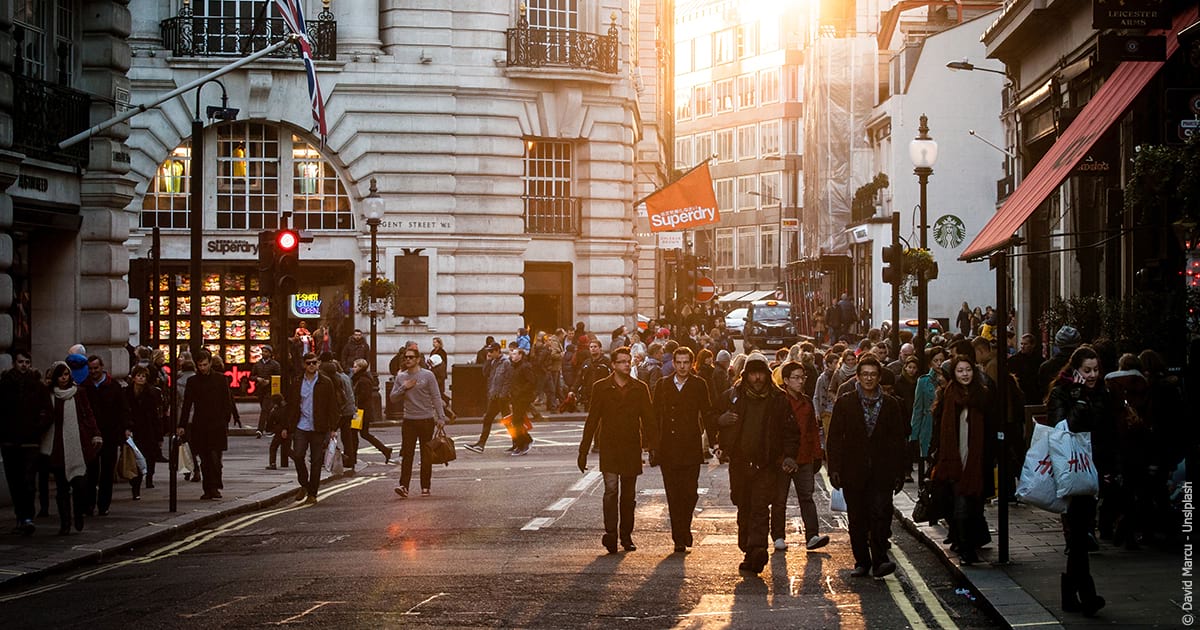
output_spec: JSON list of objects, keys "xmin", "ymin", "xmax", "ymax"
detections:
[
  {"xmin": 506, "ymin": 13, "xmax": 619, "ymax": 74},
  {"xmin": 161, "ymin": 4, "xmax": 336, "ymax": 60},
  {"xmin": 524, "ymin": 196, "xmax": 582, "ymax": 235},
  {"xmin": 11, "ymin": 74, "xmax": 90, "ymax": 168}
]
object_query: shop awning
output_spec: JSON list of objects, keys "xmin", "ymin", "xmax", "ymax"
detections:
[
  {"xmin": 740, "ymin": 289, "xmax": 778, "ymax": 303},
  {"xmin": 961, "ymin": 7, "xmax": 1196, "ymax": 261},
  {"xmin": 718, "ymin": 290, "xmax": 752, "ymax": 303}
]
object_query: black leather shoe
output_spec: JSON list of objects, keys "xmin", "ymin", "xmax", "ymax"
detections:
[
  {"xmin": 873, "ymin": 561, "xmax": 897, "ymax": 578},
  {"xmin": 602, "ymin": 533, "xmax": 618, "ymax": 554},
  {"xmin": 621, "ymin": 539, "xmax": 637, "ymax": 552},
  {"xmin": 850, "ymin": 565, "xmax": 870, "ymax": 577},
  {"xmin": 674, "ymin": 544, "xmax": 687, "ymax": 553}
]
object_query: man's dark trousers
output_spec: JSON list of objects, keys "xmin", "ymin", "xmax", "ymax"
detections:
[
  {"xmin": 730, "ymin": 460, "xmax": 776, "ymax": 557},
  {"xmin": 844, "ymin": 485, "xmax": 893, "ymax": 569},
  {"xmin": 477, "ymin": 396, "xmax": 510, "ymax": 446},
  {"xmin": 292, "ymin": 429, "xmax": 329, "ymax": 498},
  {"xmin": 1, "ymin": 445, "xmax": 38, "ymax": 522},
  {"xmin": 86, "ymin": 440, "xmax": 119, "ymax": 513},
  {"xmin": 602, "ymin": 472, "xmax": 637, "ymax": 541},
  {"xmin": 199, "ymin": 449, "xmax": 223, "ymax": 495},
  {"xmin": 661, "ymin": 463, "xmax": 701, "ymax": 545}
]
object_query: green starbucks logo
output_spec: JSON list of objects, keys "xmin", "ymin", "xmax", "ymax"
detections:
[{"xmin": 933, "ymin": 215, "xmax": 966, "ymax": 249}]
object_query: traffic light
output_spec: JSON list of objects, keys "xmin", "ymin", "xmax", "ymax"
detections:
[
  {"xmin": 881, "ymin": 245, "xmax": 904, "ymax": 285},
  {"xmin": 257, "ymin": 231, "xmax": 275, "ymax": 293},
  {"xmin": 675, "ymin": 255, "xmax": 696, "ymax": 302},
  {"xmin": 274, "ymin": 228, "xmax": 300, "ymax": 295}
]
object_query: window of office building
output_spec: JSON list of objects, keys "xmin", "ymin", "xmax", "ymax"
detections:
[
  {"xmin": 715, "ymin": 178, "xmax": 734, "ymax": 213},
  {"xmin": 714, "ymin": 28, "xmax": 734, "ymax": 64},
  {"xmin": 737, "ymin": 23, "xmax": 757, "ymax": 58},
  {"xmin": 675, "ymin": 88, "xmax": 692, "ymax": 120},
  {"xmin": 694, "ymin": 84, "xmax": 712, "ymax": 117},
  {"xmin": 716, "ymin": 129, "xmax": 734, "ymax": 163},
  {"xmin": 737, "ymin": 125, "xmax": 757, "ymax": 159},
  {"xmin": 695, "ymin": 132, "xmax": 713, "ymax": 165},
  {"xmin": 737, "ymin": 75, "xmax": 756, "ymax": 109},
  {"xmin": 760, "ymin": 68, "xmax": 780, "ymax": 103},
  {"xmin": 737, "ymin": 226, "xmax": 757, "ymax": 268},
  {"xmin": 716, "ymin": 79, "xmax": 734, "ymax": 113},
  {"xmin": 675, "ymin": 40, "xmax": 691, "ymax": 74},
  {"xmin": 13, "ymin": 0, "xmax": 76, "ymax": 83},
  {"xmin": 715, "ymin": 228, "xmax": 734, "ymax": 269},
  {"xmin": 143, "ymin": 123, "xmax": 351, "ymax": 232},
  {"xmin": 694, "ymin": 33, "xmax": 711, "ymax": 69},
  {"xmin": 737, "ymin": 175, "xmax": 757, "ymax": 211},
  {"xmin": 675, "ymin": 136, "xmax": 693, "ymax": 167},
  {"xmin": 760, "ymin": 120, "xmax": 781, "ymax": 157},
  {"xmin": 760, "ymin": 171, "xmax": 782, "ymax": 205},
  {"xmin": 760, "ymin": 225, "xmax": 778, "ymax": 269}
]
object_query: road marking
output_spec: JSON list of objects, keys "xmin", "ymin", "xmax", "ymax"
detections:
[
  {"xmin": 892, "ymin": 543, "xmax": 959, "ymax": 629},
  {"xmin": 883, "ymin": 570, "xmax": 930, "ymax": 629},
  {"xmin": 825, "ymin": 575, "xmax": 837, "ymax": 596},
  {"xmin": 569, "ymin": 471, "xmax": 601, "ymax": 492},
  {"xmin": 639, "ymin": 487, "xmax": 710, "ymax": 496},
  {"xmin": 546, "ymin": 498, "xmax": 575, "ymax": 511},
  {"xmin": 273, "ymin": 601, "xmax": 344, "ymax": 625},
  {"xmin": 401, "ymin": 592, "xmax": 447, "ymax": 615},
  {"xmin": 0, "ymin": 475, "xmax": 380, "ymax": 602},
  {"xmin": 179, "ymin": 595, "xmax": 252, "ymax": 618},
  {"xmin": 520, "ymin": 517, "xmax": 554, "ymax": 531}
]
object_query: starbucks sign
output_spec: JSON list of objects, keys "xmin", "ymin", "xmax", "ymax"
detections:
[{"xmin": 933, "ymin": 215, "xmax": 966, "ymax": 249}]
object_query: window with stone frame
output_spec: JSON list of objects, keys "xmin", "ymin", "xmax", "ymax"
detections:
[
  {"xmin": 525, "ymin": 0, "xmax": 579, "ymax": 30},
  {"xmin": 715, "ymin": 78, "xmax": 734, "ymax": 114},
  {"xmin": 760, "ymin": 120, "xmax": 781, "ymax": 157},
  {"xmin": 714, "ymin": 177, "xmax": 734, "ymax": 214},
  {"xmin": 523, "ymin": 138, "xmax": 577, "ymax": 233},
  {"xmin": 716, "ymin": 129, "xmax": 734, "ymax": 163},
  {"xmin": 141, "ymin": 122, "xmax": 352, "ymax": 232},
  {"xmin": 12, "ymin": 0, "xmax": 76, "ymax": 84},
  {"xmin": 737, "ymin": 175, "xmax": 757, "ymax": 211},
  {"xmin": 675, "ymin": 135, "xmax": 694, "ymax": 168},
  {"xmin": 760, "ymin": 68, "xmax": 780, "ymax": 103},
  {"xmin": 760, "ymin": 225, "xmax": 778, "ymax": 270},
  {"xmin": 694, "ymin": 83, "xmax": 713, "ymax": 117},
  {"xmin": 694, "ymin": 132, "xmax": 713, "ymax": 165},
  {"xmin": 737, "ymin": 225, "xmax": 757, "ymax": 268},
  {"xmin": 715, "ymin": 228, "xmax": 734, "ymax": 269},
  {"xmin": 736, "ymin": 125, "xmax": 757, "ymax": 159},
  {"xmin": 737, "ymin": 74, "xmax": 756, "ymax": 110}
]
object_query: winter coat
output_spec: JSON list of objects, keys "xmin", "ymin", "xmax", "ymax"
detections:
[
  {"xmin": 340, "ymin": 338, "xmax": 371, "ymax": 371},
  {"xmin": 580, "ymin": 374, "xmax": 656, "ymax": 476},
  {"xmin": 352, "ymin": 369, "xmax": 382, "ymax": 425},
  {"xmin": 1046, "ymin": 376, "xmax": 1116, "ymax": 476},
  {"xmin": 910, "ymin": 371, "xmax": 937, "ymax": 457},
  {"xmin": 44, "ymin": 386, "xmax": 101, "ymax": 481},
  {"xmin": 638, "ymin": 357, "xmax": 663, "ymax": 395},
  {"xmin": 486, "ymin": 356, "xmax": 513, "ymax": 400},
  {"xmin": 827, "ymin": 386, "xmax": 908, "ymax": 492},
  {"xmin": 650, "ymin": 375, "xmax": 716, "ymax": 467},
  {"xmin": 0, "ymin": 368, "xmax": 51, "ymax": 445},
  {"xmin": 784, "ymin": 391, "xmax": 824, "ymax": 466},
  {"xmin": 181, "ymin": 371, "xmax": 233, "ymax": 452},
  {"xmin": 251, "ymin": 358, "xmax": 281, "ymax": 400},
  {"xmin": 286, "ymin": 372, "xmax": 340, "ymax": 433},
  {"xmin": 714, "ymin": 383, "xmax": 800, "ymax": 470},
  {"xmin": 125, "ymin": 384, "xmax": 163, "ymax": 446},
  {"xmin": 511, "ymin": 359, "xmax": 537, "ymax": 404},
  {"xmin": 84, "ymin": 375, "xmax": 131, "ymax": 443}
]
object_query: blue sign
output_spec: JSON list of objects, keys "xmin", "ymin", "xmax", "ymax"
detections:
[{"xmin": 290, "ymin": 293, "xmax": 322, "ymax": 319}]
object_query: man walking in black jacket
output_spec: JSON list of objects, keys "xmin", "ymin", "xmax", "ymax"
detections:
[
  {"xmin": 579, "ymin": 346, "xmax": 656, "ymax": 554},
  {"xmin": 179, "ymin": 349, "xmax": 234, "ymax": 500},
  {"xmin": 84, "ymin": 354, "xmax": 131, "ymax": 515},
  {"xmin": 715, "ymin": 353, "xmax": 800, "ymax": 574},
  {"xmin": 651, "ymin": 347, "xmax": 716, "ymax": 553},
  {"xmin": 0, "ymin": 351, "xmax": 51, "ymax": 535}
]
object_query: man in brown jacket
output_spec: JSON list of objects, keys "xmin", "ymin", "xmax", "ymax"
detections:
[
  {"xmin": 578, "ymin": 346, "xmax": 656, "ymax": 554},
  {"xmin": 650, "ymin": 346, "xmax": 716, "ymax": 553}
]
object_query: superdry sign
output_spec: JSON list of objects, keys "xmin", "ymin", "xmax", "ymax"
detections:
[{"xmin": 642, "ymin": 163, "xmax": 721, "ymax": 233}]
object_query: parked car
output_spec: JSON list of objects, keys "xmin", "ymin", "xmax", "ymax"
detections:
[
  {"xmin": 743, "ymin": 300, "xmax": 801, "ymax": 350},
  {"xmin": 724, "ymin": 307, "xmax": 747, "ymax": 337},
  {"xmin": 881, "ymin": 319, "xmax": 945, "ymax": 340}
]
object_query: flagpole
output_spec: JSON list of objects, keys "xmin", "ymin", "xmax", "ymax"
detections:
[{"xmin": 58, "ymin": 36, "xmax": 298, "ymax": 150}]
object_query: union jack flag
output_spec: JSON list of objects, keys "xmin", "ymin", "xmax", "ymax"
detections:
[{"xmin": 273, "ymin": 0, "xmax": 327, "ymax": 140}]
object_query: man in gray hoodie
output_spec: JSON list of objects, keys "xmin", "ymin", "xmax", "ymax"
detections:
[{"xmin": 465, "ymin": 343, "xmax": 512, "ymax": 453}]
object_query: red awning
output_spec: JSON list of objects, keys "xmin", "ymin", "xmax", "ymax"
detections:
[{"xmin": 960, "ymin": 7, "xmax": 1198, "ymax": 261}]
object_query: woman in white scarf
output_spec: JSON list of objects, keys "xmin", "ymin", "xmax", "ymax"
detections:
[{"xmin": 41, "ymin": 362, "xmax": 102, "ymax": 535}]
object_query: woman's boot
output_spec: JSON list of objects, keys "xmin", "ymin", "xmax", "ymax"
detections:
[
  {"xmin": 1060, "ymin": 574, "xmax": 1080, "ymax": 613},
  {"xmin": 1077, "ymin": 575, "xmax": 1106, "ymax": 617}
]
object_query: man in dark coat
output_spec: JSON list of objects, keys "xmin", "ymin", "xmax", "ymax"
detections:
[
  {"xmin": 339, "ymin": 329, "xmax": 371, "ymax": 374},
  {"xmin": 179, "ymin": 349, "xmax": 233, "ymax": 500},
  {"xmin": 84, "ymin": 354, "xmax": 131, "ymax": 515},
  {"xmin": 1008, "ymin": 333, "xmax": 1043, "ymax": 406},
  {"xmin": 714, "ymin": 353, "xmax": 800, "ymax": 575},
  {"xmin": 826, "ymin": 355, "xmax": 908, "ymax": 578},
  {"xmin": 578, "ymin": 346, "xmax": 656, "ymax": 554},
  {"xmin": 650, "ymin": 346, "xmax": 716, "ymax": 553},
  {"xmin": 282, "ymin": 352, "xmax": 339, "ymax": 504},
  {"xmin": 0, "ymin": 351, "xmax": 51, "ymax": 535},
  {"xmin": 251, "ymin": 345, "xmax": 281, "ymax": 437}
]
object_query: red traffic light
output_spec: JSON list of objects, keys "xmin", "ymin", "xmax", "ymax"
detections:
[{"xmin": 276, "ymin": 229, "xmax": 299, "ymax": 252}]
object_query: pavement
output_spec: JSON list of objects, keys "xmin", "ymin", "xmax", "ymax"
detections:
[
  {"xmin": 892, "ymin": 479, "xmax": 1189, "ymax": 629},
  {"xmin": 3, "ymin": 404, "xmax": 1187, "ymax": 629}
]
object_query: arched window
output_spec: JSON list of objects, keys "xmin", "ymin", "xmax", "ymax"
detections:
[{"xmin": 141, "ymin": 122, "xmax": 352, "ymax": 231}]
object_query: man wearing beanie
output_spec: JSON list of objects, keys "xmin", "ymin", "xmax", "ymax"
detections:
[
  {"xmin": 1038, "ymin": 325, "xmax": 1081, "ymax": 400},
  {"xmin": 714, "ymin": 353, "xmax": 800, "ymax": 574}
]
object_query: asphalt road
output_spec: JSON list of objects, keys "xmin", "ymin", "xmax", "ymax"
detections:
[{"xmin": 0, "ymin": 421, "xmax": 1001, "ymax": 629}]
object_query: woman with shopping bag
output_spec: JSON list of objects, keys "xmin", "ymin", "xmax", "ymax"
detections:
[
  {"xmin": 125, "ymin": 365, "xmax": 163, "ymax": 498},
  {"xmin": 1046, "ymin": 345, "xmax": 1114, "ymax": 617}
]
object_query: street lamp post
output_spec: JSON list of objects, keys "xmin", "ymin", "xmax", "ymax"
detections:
[
  {"xmin": 363, "ymin": 179, "xmax": 385, "ymax": 377},
  {"xmin": 909, "ymin": 114, "xmax": 937, "ymax": 376}
]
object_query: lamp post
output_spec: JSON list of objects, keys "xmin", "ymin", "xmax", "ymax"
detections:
[
  {"xmin": 909, "ymin": 114, "xmax": 937, "ymax": 376},
  {"xmin": 945, "ymin": 59, "xmax": 1009, "ymax": 77},
  {"xmin": 363, "ymin": 178, "xmax": 385, "ymax": 377}
]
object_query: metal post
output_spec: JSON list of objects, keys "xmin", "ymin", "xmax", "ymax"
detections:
[
  {"xmin": 915, "ymin": 167, "xmax": 930, "ymax": 373},
  {"xmin": 993, "ymin": 250, "xmax": 1010, "ymax": 564},
  {"xmin": 890, "ymin": 212, "xmax": 900, "ymax": 357},
  {"xmin": 168, "ymin": 271, "xmax": 178, "ymax": 513},
  {"xmin": 369, "ymin": 218, "xmax": 380, "ymax": 375},
  {"xmin": 189, "ymin": 117, "xmax": 203, "ymax": 361}
]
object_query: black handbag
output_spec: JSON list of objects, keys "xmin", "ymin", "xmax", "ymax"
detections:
[
  {"xmin": 912, "ymin": 480, "xmax": 941, "ymax": 524},
  {"xmin": 423, "ymin": 425, "xmax": 457, "ymax": 466}
]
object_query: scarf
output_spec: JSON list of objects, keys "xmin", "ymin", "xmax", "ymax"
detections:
[
  {"xmin": 856, "ymin": 382, "xmax": 882, "ymax": 437},
  {"xmin": 931, "ymin": 383, "xmax": 986, "ymax": 496},
  {"xmin": 835, "ymin": 362, "xmax": 856, "ymax": 386},
  {"xmin": 42, "ymin": 385, "xmax": 89, "ymax": 481}
]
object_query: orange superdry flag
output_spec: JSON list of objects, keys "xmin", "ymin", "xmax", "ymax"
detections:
[{"xmin": 643, "ymin": 163, "xmax": 720, "ymax": 233}]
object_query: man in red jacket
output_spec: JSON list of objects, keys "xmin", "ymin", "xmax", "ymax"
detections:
[{"xmin": 773, "ymin": 361, "xmax": 830, "ymax": 552}]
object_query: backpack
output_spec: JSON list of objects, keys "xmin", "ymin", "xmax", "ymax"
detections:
[{"xmin": 332, "ymin": 373, "xmax": 356, "ymax": 421}]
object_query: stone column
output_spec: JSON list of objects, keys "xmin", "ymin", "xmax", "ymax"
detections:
[
  {"xmin": 0, "ymin": 0, "xmax": 22, "ymax": 371},
  {"xmin": 77, "ymin": 0, "xmax": 136, "ymax": 376},
  {"xmin": 334, "ymin": 0, "xmax": 382, "ymax": 56}
]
